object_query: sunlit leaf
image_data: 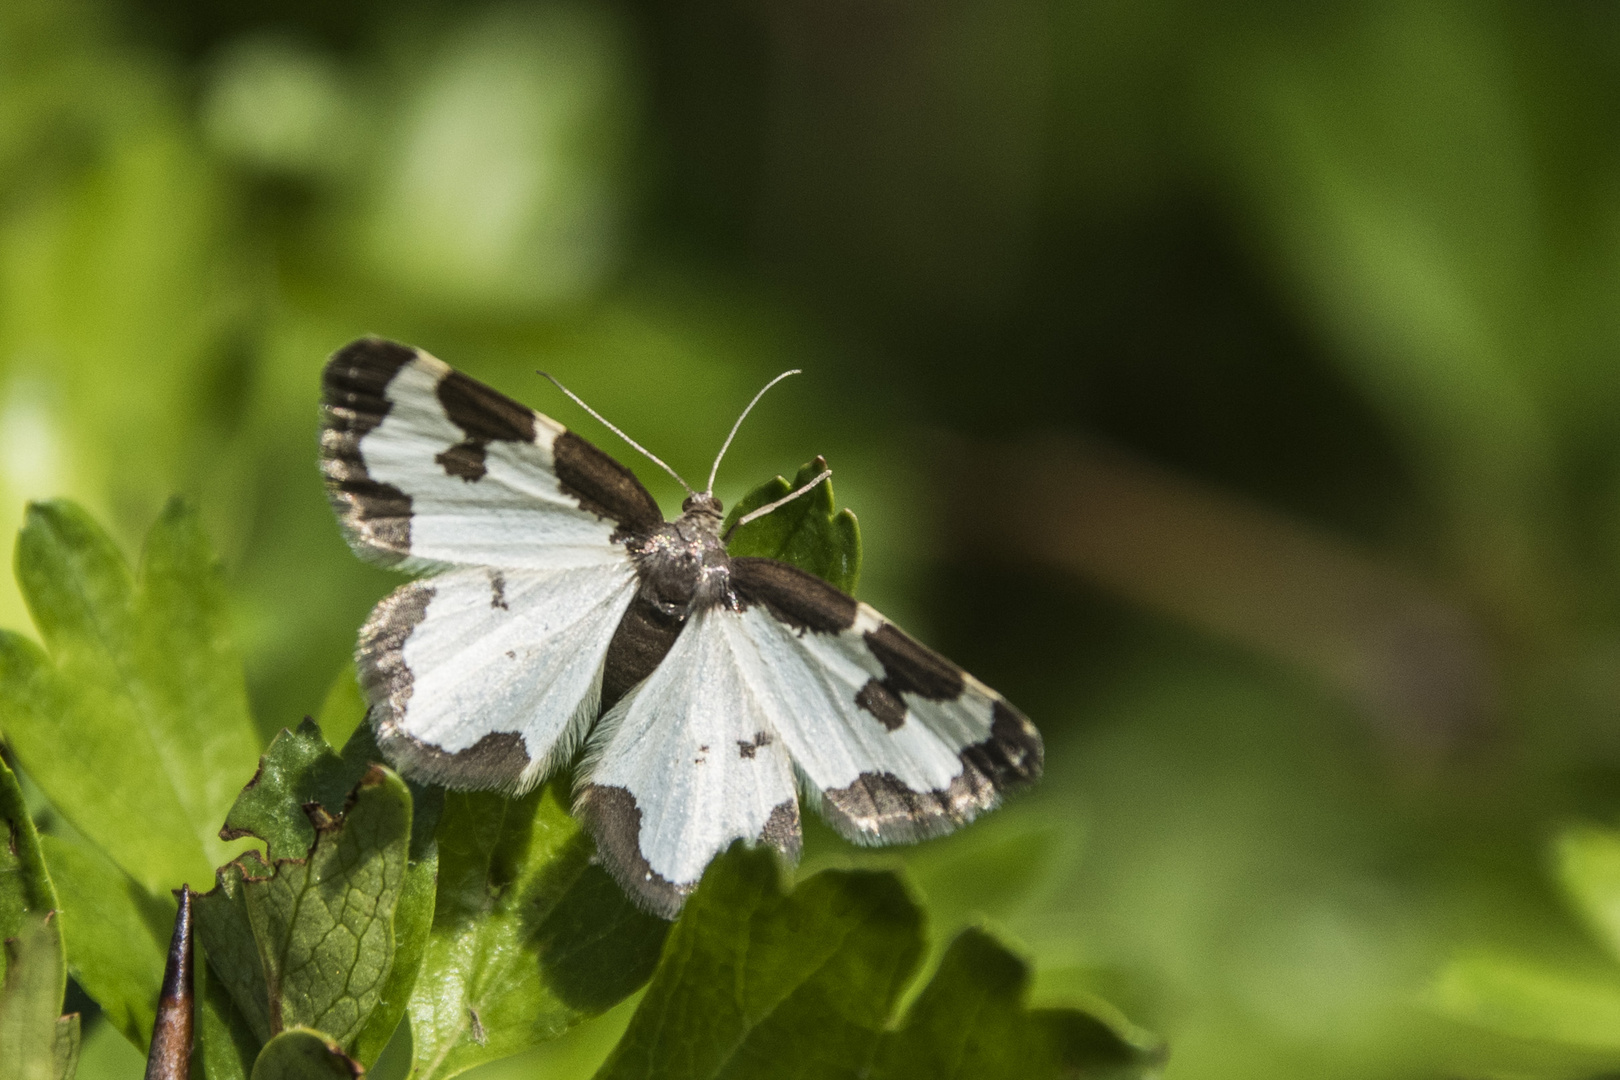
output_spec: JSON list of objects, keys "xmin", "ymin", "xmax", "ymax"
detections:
[
  {"xmin": 221, "ymin": 719, "xmax": 361, "ymax": 863},
  {"xmin": 0, "ymin": 499, "xmax": 260, "ymax": 893},
  {"xmin": 200, "ymin": 765, "xmax": 411, "ymax": 1052},
  {"xmin": 340, "ymin": 723, "xmax": 441, "ymax": 1068},
  {"xmin": 0, "ymin": 751, "xmax": 58, "ymax": 988},
  {"xmin": 38, "ymin": 832, "xmax": 171, "ymax": 1050},
  {"xmin": 1556, "ymin": 825, "xmax": 1620, "ymax": 964},
  {"xmin": 197, "ymin": 855, "xmax": 276, "ymax": 1047},
  {"xmin": 1430, "ymin": 951, "xmax": 1620, "ymax": 1051},
  {"xmin": 0, "ymin": 919, "xmax": 69, "ymax": 1080},
  {"xmin": 407, "ymin": 783, "xmax": 667, "ymax": 1080},
  {"xmin": 723, "ymin": 456, "xmax": 861, "ymax": 594}
]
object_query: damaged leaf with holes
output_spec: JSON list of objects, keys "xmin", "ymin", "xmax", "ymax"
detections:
[{"xmin": 194, "ymin": 742, "xmax": 413, "ymax": 1069}]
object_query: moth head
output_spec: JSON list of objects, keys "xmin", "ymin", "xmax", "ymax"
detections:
[{"xmin": 681, "ymin": 492, "xmax": 724, "ymax": 520}]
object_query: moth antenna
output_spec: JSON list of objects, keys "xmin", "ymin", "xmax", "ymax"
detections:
[
  {"xmin": 537, "ymin": 372, "xmax": 695, "ymax": 495},
  {"xmin": 706, "ymin": 369, "xmax": 802, "ymax": 495},
  {"xmin": 723, "ymin": 468, "xmax": 832, "ymax": 541}
]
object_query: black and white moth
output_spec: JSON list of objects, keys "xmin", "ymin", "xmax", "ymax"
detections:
[{"xmin": 320, "ymin": 337, "xmax": 1042, "ymax": 917}]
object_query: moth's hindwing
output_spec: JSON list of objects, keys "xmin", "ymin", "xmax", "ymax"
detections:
[
  {"xmin": 576, "ymin": 556, "xmax": 1041, "ymax": 915},
  {"xmin": 728, "ymin": 557, "xmax": 1043, "ymax": 844},
  {"xmin": 577, "ymin": 602, "xmax": 803, "ymax": 918},
  {"xmin": 320, "ymin": 336, "xmax": 663, "ymax": 570},
  {"xmin": 361, "ymin": 562, "xmax": 640, "ymax": 793}
]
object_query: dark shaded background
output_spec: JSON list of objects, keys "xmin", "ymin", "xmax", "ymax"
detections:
[{"xmin": 9, "ymin": 1, "xmax": 1620, "ymax": 1076}]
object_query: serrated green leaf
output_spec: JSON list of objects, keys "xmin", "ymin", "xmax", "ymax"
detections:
[
  {"xmin": 198, "ymin": 763, "xmax": 414, "ymax": 1059},
  {"xmin": 222, "ymin": 719, "xmax": 362, "ymax": 862},
  {"xmin": 250, "ymin": 1027, "xmax": 362, "ymax": 1080},
  {"xmin": 247, "ymin": 765, "xmax": 411, "ymax": 1047},
  {"xmin": 723, "ymin": 457, "xmax": 861, "ymax": 594},
  {"xmin": 202, "ymin": 722, "xmax": 437, "ymax": 1069},
  {"xmin": 595, "ymin": 844, "xmax": 923, "ymax": 1080},
  {"xmin": 38, "ymin": 832, "xmax": 172, "ymax": 1050},
  {"xmin": 0, "ymin": 752, "xmax": 59, "ymax": 989},
  {"xmin": 0, "ymin": 499, "xmax": 261, "ymax": 893},
  {"xmin": 408, "ymin": 783, "xmax": 668, "ymax": 1080},
  {"xmin": 869, "ymin": 929, "xmax": 1161, "ymax": 1080},
  {"xmin": 0, "ymin": 919, "xmax": 68, "ymax": 1080},
  {"xmin": 1556, "ymin": 825, "xmax": 1620, "ymax": 964},
  {"xmin": 346, "ymin": 718, "xmax": 439, "ymax": 1067},
  {"xmin": 197, "ymin": 854, "xmax": 276, "ymax": 1046},
  {"xmin": 597, "ymin": 846, "xmax": 1160, "ymax": 1080}
]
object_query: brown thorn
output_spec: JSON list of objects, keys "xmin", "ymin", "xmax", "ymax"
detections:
[{"xmin": 144, "ymin": 885, "xmax": 194, "ymax": 1080}]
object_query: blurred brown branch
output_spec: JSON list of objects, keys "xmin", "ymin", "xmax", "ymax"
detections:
[{"xmin": 949, "ymin": 435, "xmax": 1497, "ymax": 760}]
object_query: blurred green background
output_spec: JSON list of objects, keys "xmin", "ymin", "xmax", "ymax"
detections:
[{"xmin": 9, "ymin": 0, "xmax": 1620, "ymax": 1076}]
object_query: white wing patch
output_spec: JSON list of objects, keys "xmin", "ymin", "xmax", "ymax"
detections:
[
  {"xmin": 577, "ymin": 606, "xmax": 801, "ymax": 917},
  {"xmin": 361, "ymin": 561, "xmax": 640, "ymax": 792},
  {"xmin": 326, "ymin": 347, "xmax": 627, "ymax": 571},
  {"xmin": 738, "ymin": 605, "xmax": 988, "ymax": 791}
]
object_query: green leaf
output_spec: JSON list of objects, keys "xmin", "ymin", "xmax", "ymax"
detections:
[
  {"xmin": 595, "ymin": 844, "xmax": 923, "ymax": 1080},
  {"xmin": 202, "ymin": 765, "xmax": 412, "ymax": 1051},
  {"xmin": 196, "ymin": 948, "xmax": 261, "ymax": 1080},
  {"xmin": 1430, "ymin": 951, "xmax": 1620, "ymax": 1050},
  {"xmin": 222, "ymin": 719, "xmax": 363, "ymax": 863},
  {"xmin": 316, "ymin": 665, "xmax": 367, "ymax": 754},
  {"xmin": 203, "ymin": 718, "xmax": 437, "ymax": 1067},
  {"xmin": 596, "ymin": 846, "xmax": 1161, "ymax": 1080},
  {"xmin": 1556, "ymin": 825, "xmax": 1620, "ymax": 963},
  {"xmin": 723, "ymin": 457, "xmax": 861, "ymax": 594},
  {"xmin": 250, "ymin": 1028, "xmax": 362, "ymax": 1080},
  {"xmin": 344, "ymin": 724, "xmax": 441, "ymax": 1068},
  {"xmin": 0, "ymin": 499, "xmax": 261, "ymax": 893},
  {"xmin": 38, "ymin": 832, "xmax": 172, "ymax": 1050},
  {"xmin": 52, "ymin": 1013, "xmax": 80, "ymax": 1080},
  {"xmin": 0, "ymin": 919, "xmax": 69, "ymax": 1080},
  {"xmin": 869, "ymin": 929, "xmax": 1161, "ymax": 1080},
  {"xmin": 0, "ymin": 752, "xmax": 59, "ymax": 989},
  {"xmin": 407, "ymin": 783, "xmax": 668, "ymax": 1080},
  {"xmin": 197, "ymin": 854, "xmax": 276, "ymax": 1046}
]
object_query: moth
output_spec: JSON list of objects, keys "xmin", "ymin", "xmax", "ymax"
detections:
[{"xmin": 320, "ymin": 337, "xmax": 1042, "ymax": 917}]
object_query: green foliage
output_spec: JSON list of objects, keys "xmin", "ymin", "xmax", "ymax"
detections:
[
  {"xmin": 196, "ymin": 753, "xmax": 414, "ymax": 1059},
  {"xmin": 723, "ymin": 457, "xmax": 861, "ymax": 595},
  {"xmin": 407, "ymin": 784, "xmax": 668, "ymax": 1080},
  {"xmin": 221, "ymin": 719, "xmax": 368, "ymax": 863},
  {"xmin": 0, "ymin": 753, "xmax": 76, "ymax": 1080},
  {"xmin": 597, "ymin": 845, "xmax": 1157, "ymax": 1080},
  {"xmin": 0, "ymin": 499, "xmax": 260, "ymax": 893},
  {"xmin": 870, "ymin": 929, "xmax": 1158, "ymax": 1080},
  {"xmin": 1430, "ymin": 825, "xmax": 1620, "ymax": 1071},
  {"xmin": 0, "ymin": 921, "xmax": 79, "ymax": 1080},
  {"xmin": 38, "ymin": 833, "xmax": 171, "ymax": 1050},
  {"xmin": 249, "ymin": 1028, "xmax": 361, "ymax": 1080},
  {"xmin": 0, "ymin": 751, "xmax": 58, "ymax": 985}
]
